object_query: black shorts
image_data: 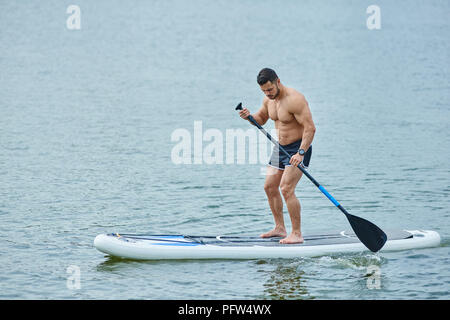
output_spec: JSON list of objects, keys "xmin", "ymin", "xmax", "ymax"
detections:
[{"xmin": 268, "ymin": 139, "xmax": 312, "ymax": 170}]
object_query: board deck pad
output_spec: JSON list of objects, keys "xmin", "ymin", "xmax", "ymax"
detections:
[{"xmin": 112, "ymin": 230, "xmax": 413, "ymax": 247}]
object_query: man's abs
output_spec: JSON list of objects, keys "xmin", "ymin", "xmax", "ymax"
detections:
[{"xmin": 275, "ymin": 120, "xmax": 303, "ymax": 145}]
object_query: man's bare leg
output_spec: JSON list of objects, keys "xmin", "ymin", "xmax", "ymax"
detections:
[
  {"xmin": 279, "ymin": 165, "xmax": 304, "ymax": 244},
  {"xmin": 260, "ymin": 166, "xmax": 287, "ymax": 238}
]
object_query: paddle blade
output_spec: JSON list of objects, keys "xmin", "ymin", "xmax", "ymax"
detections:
[{"xmin": 345, "ymin": 212, "xmax": 387, "ymax": 252}]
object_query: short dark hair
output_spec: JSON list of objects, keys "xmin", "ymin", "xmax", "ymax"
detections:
[{"xmin": 257, "ymin": 68, "xmax": 278, "ymax": 85}]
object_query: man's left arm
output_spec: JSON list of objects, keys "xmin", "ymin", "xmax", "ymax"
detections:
[
  {"xmin": 293, "ymin": 96, "xmax": 316, "ymax": 152},
  {"xmin": 289, "ymin": 95, "xmax": 316, "ymax": 166}
]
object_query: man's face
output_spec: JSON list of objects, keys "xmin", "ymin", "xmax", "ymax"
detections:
[{"xmin": 260, "ymin": 80, "xmax": 280, "ymax": 100}]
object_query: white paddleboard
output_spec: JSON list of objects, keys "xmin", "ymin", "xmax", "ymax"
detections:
[{"xmin": 93, "ymin": 230, "xmax": 440, "ymax": 260}]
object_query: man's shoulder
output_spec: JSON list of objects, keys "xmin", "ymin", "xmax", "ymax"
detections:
[{"xmin": 285, "ymin": 88, "xmax": 307, "ymax": 112}]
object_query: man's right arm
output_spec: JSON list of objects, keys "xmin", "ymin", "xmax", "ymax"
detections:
[{"xmin": 239, "ymin": 99, "xmax": 269, "ymax": 126}]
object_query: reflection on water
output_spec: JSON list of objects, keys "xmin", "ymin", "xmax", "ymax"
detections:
[
  {"xmin": 96, "ymin": 256, "xmax": 137, "ymax": 272},
  {"xmin": 262, "ymin": 253, "xmax": 385, "ymax": 300},
  {"xmin": 95, "ymin": 255, "xmax": 208, "ymax": 272},
  {"xmin": 263, "ymin": 262, "xmax": 311, "ymax": 300},
  {"xmin": 91, "ymin": 249, "xmax": 447, "ymax": 299}
]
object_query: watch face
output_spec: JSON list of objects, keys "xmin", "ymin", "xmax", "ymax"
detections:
[{"xmin": 299, "ymin": 149, "xmax": 305, "ymax": 155}]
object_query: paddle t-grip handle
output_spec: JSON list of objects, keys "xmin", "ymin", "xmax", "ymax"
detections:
[{"xmin": 235, "ymin": 102, "xmax": 259, "ymax": 128}]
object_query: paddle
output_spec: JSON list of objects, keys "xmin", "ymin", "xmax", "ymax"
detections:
[{"xmin": 235, "ymin": 102, "xmax": 387, "ymax": 252}]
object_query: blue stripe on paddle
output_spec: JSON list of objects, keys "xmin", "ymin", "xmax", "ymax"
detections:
[{"xmin": 319, "ymin": 185, "xmax": 340, "ymax": 207}]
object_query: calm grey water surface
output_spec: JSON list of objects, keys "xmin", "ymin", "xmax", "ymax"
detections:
[{"xmin": 0, "ymin": 0, "xmax": 449, "ymax": 299}]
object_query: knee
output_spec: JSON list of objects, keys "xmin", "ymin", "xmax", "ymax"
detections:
[
  {"xmin": 264, "ymin": 182, "xmax": 279, "ymax": 197},
  {"xmin": 280, "ymin": 183, "xmax": 295, "ymax": 199}
]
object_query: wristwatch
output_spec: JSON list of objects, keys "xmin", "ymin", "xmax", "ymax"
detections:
[{"xmin": 298, "ymin": 148, "xmax": 306, "ymax": 156}]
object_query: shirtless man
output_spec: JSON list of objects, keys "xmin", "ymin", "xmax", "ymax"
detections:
[{"xmin": 239, "ymin": 68, "xmax": 316, "ymax": 244}]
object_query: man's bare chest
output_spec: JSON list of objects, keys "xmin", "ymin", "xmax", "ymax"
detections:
[{"xmin": 267, "ymin": 101, "xmax": 295, "ymax": 123}]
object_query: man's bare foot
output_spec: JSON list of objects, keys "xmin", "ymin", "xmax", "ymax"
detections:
[
  {"xmin": 279, "ymin": 233, "xmax": 304, "ymax": 244},
  {"xmin": 260, "ymin": 228, "xmax": 287, "ymax": 238}
]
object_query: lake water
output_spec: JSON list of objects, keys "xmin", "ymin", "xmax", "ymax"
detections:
[{"xmin": 0, "ymin": 0, "xmax": 449, "ymax": 299}]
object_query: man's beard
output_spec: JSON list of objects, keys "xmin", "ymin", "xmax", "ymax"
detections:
[{"xmin": 268, "ymin": 85, "xmax": 280, "ymax": 99}]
